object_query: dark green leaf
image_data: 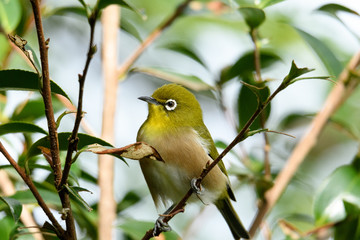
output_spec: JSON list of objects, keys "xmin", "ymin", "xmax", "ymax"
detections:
[
  {"xmin": 160, "ymin": 42, "xmax": 207, "ymax": 68},
  {"xmin": 238, "ymin": 82, "xmax": 271, "ymax": 130},
  {"xmin": 11, "ymin": 97, "xmax": 64, "ymax": 122},
  {"xmin": 117, "ymin": 191, "xmax": 142, "ymax": 212},
  {"xmin": 27, "ymin": 132, "xmax": 113, "ymax": 159},
  {"xmin": 0, "ymin": 122, "xmax": 47, "ymax": 136},
  {"xmin": 239, "ymin": 7, "xmax": 266, "ymax": 29},
  {"xmin": 295, "ymin": 28, "xmax": 343, "ymax": 77},
  {"xmin": 0, "ymin": 197, "xmax": 22, "ymax": 223},
  {"xmin": 0, "ymin": 70, "xmax": 71, "ymax": 101},
  {"xmin": 64, "ymin": 185, "xmax": 93, "ymax": 212},
  {"xmin": 314, "ymin": 165, "xmax": 360, "ymax": 225},
  {"xmin": 118, "ymin": 219, "xmax": 180, "ymax": 240},
  {"xmin": 132, "ymin": 67, "xmax": 213, "ymax": 91},
  {"xmin": 317, "ymin": 3, "xmax": 359, "ymax": 17},
  {"xmin": 220, "ymin": 51, "xmax": 281, "ymax": 84},
  {"xmin": 282, "ymin": 60, "xmax": 314, "ymax": 85},
  {"xmin": 334, "ymin": 201, "xmax": 360, "ymax": 240}
]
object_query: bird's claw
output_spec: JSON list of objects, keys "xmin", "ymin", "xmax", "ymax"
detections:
[
  {"xmin": 153, "ymin": 216, "xmax": 172, "ymax": 236},
  {"xmin": 191, "ymin": 178, "xmax": 203, "ymax": 195}
]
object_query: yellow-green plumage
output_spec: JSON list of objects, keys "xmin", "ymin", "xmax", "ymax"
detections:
[{"xmin": 137, "ymin": 84, "xmax": 249, "ymax": 239}]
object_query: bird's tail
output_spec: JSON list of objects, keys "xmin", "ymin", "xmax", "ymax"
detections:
[{"xmin": 215, "ymin": 197, "xmax": 250, "ymax": 240}]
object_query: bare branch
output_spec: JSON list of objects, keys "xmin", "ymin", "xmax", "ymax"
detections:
[{"xmin": 0, "ymin": 141, "xmax": 65, "ymax": 239}]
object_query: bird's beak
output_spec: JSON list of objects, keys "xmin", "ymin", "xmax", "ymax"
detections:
[{"xmin": 138, "ymin": 96, "xmax": 161, "ymax": 105}]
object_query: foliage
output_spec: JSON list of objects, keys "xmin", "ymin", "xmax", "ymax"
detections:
[{"xmin": 0, "ymin": 0, "xmax": 359, "ymax": 239}]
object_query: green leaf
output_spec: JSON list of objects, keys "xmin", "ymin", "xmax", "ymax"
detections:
[
  {"xmin": 117, "ymin": 191, "xmax": 141, "ymax": 213},
  {"xmin": 282, "ymin": 60, "xmax": 314, "ymax": 85},
  {"xmin": 238, "ymin": 82, "xmax": 271, "ymax": 130},
  {"xmin": 132, "ymin": 67, "xmax": 213, "ymax": 91},
  {"xmin": 47, "ymin": 6, "xmax": 87, "ymax": 18},
  {"xmin": 160, "ymin": 42, "xmax": 207, "ymax": 68},
  {"xmin": 121, "ymin": 17, "xmax": 143, "ymax": 42},
  {"xmin": 0, "ymin": 217, "xmax": 14, "ymax": 240},
  {"xmin": 10, "ymin": 188, "xmax": 60, "ymax": 207},
  {"xmin": 334, "ymin": 201, "xmax": 360, "ymax": 240},
  {"xmin": 314, "ymin": 165, "xmax": 360, "ymax": 225},
  {"xmin": 0, "ymin": 70, "xmax": 71, "ymax": 101},
  {"xmin": 11, "ymin": 97, "xmax": 64, "ymax": 122},
  {"xmin": 220, "ymin": 51, "xmax": 281, "ymax": 84},
  {"xmin": 97, "ymin": 0, "xmax": 146, "ymax": 20},
  {"xmin": 0, "ymin": 197, "xmax": 22, "ymax": 223},
  {"xmin": 0, "ymin": 122, "xmax": 47, "ymax": 136},
  {"xmin": 64, "ymin": 185, "xmax": 93, "ymax": 212},
  {"xmin": 295, "ymin": 28, "xmax": 343, "ymax": 77},
  {"xmin": 27, "ymin": 132, "xmax": 114, "ymax": 159},
  {"xmin": 0, "ymin": 0, "xmax": 22, "ymax": 32},
  {"xmin": 118, "ymin": 219, "xmax": 180, "ymax": 240},
  {"xmin": 317, "ymin": 3, "xmax": 359, "ymax": 17},
  {"xmin": 258, "ymin": 0, "xmax": 286, "ymax": 8},
  {"xmin": 239, "ymin": 7, "xmax": 266, "ymax": 29}
]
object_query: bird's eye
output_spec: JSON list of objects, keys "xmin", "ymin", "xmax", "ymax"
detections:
[{"xmin": 165, "ymin": 99, "xmax": 177, "ymax": 111}]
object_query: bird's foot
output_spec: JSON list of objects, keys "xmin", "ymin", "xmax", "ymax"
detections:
[
  {"xmin": 191, "ymin": 178, "xmax": 203, "ymax": 195},
  {"xmin": 153, "ymin": 215, "xmax": 172, "ymax": 236}
]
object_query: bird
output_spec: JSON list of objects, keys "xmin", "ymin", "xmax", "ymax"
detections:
[{"xmin": 137, "ymin": 83, "xmax": 249, "ymax": 239}]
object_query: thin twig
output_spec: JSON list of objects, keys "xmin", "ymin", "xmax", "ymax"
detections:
[
  {"xmin": 0, "ymin": 142, "xmax": 65, "ymax": 239},
  {"xmin": 141, "ymin": 77, "xmax": 287, "ymax": 240},
  {"xmin": 116, "ymin": 0, "xmax": 192, "ymax": 80},
  {"xmin": 61, "ymin": 9, "xmax": 98, "ymax": 187},
  {"xmin": 98, "ymin": 4, "xmax": 119, "ymax": 240},
  {"xmin": 248, "ymin": 51, "xmax": 360, "ymax": 238},
  {"xmin": 29, "ymin": 0, "xmax": 62, "ymax": 187}
]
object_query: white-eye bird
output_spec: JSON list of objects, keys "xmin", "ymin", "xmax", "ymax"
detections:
[{"xmin": 137, "ymin": 84, "xmax": 249, "ymax": 239}]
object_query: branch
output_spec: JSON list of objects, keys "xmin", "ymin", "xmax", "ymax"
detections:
[
  {"xmin": 98, "ymin": 4, "xmax": 120, "ymax": 240},
  {"xmin": 0, "ymin": 142, "xmax": 65, "ymax": 239},
  {"xmin": 116, "ymin": 0, "xmax": 192, "ymax": 80},
  {"xmin": 248, "ymin": 51, "xmax": 360, "ymax": 237},
  {"xmin": 141, "ymin": 74, "xmax": 287, "ymax": 240},
  {"xmin": 29, "ymin": 0, "xmax": 62, "ymax": 187},
  {"xmin": 61, "ymin": 9, "xmax": 98, "ymax": 187}
]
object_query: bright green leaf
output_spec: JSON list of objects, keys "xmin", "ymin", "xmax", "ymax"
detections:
[
  {"xmin": 282, "ymin": 60, "xmax": 314, "ymax": 85},
  {"xmin": 0, "ymin": 0, "xmax": 22, "ymax": 32},
  {"xmin": 0, "ymin": 122, "xmax": 47, "ymax": 136},
  {"xmin": 314, "ymin": 165, "xmax": 360, "ymax": 225},
  {"xmin": 118, "ymin": 219, "xmax": 179, "ymax": 240},
  {"xmin": 258, "ymin": 0, "xmax": 286, "ymax": 8},
  {"xmin": 295, "ymin": 28, "xmax": 343, "ymax": 77},
  {"xmin": 132, "ymin": 67, "xmax": 213, "ymax": 91},
  {"xmin": 27, "ymin": 132, "xmax": 113, "ymax": 159},
  {"xmin": 239, "ymin": 7, "xmax": 266, "ymax": 29},
  {"xmin": 0, "ymin": 70, "xmax": 71, "ymax": 101},
  {"xmin": 0, "ymin": 196, "xmax": 22, "ymax": 223}
]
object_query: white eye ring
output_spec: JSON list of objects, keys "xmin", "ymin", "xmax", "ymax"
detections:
[{"xmin": 165, "ymin": 99, "xmax": 177, "ymax": 111}]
